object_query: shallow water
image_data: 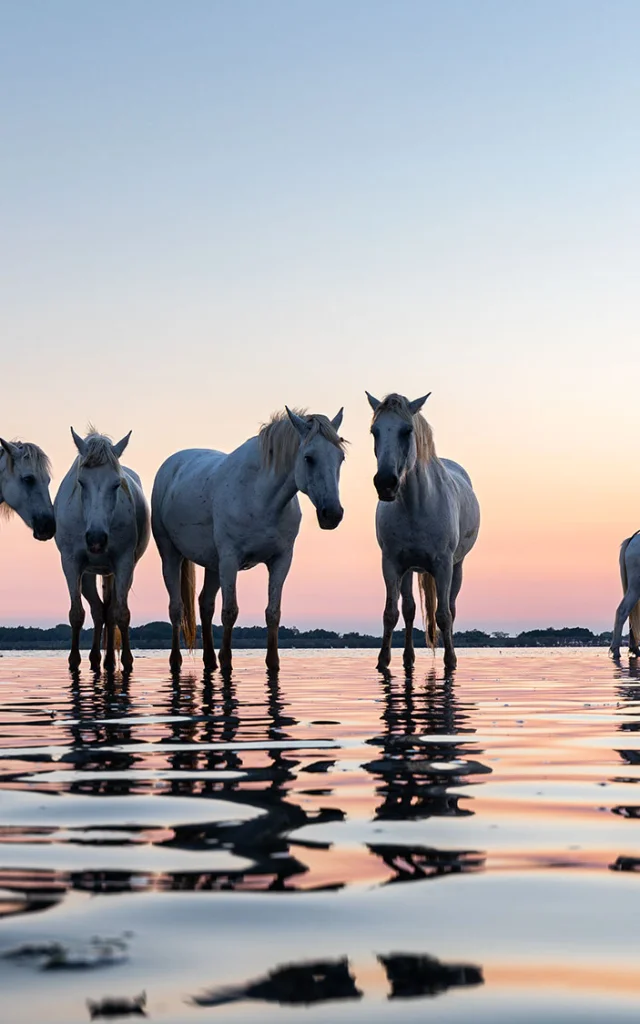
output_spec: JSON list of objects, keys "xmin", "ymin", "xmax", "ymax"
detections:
[{"xmin": 0, "ymin": 648, "xmax": 639, "ymax": 1022}]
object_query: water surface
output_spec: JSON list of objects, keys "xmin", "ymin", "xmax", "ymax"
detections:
[{"xmin": 0, "ymin": 648, "xmax": 639, "ymax": 1022}]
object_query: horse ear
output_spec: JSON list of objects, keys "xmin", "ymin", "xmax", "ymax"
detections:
[
  {"xmin": 330, "ymin": 408, "xmax": 344, "ymax": 432},
  {"xmin": 112, "ymin": 430, "xmax": 132, "ymax": 459},
  {"xmin": 70, "ymin": 427, "xmax": 87, "ymax": 456},
  {"xmin": 0, "ymin": 438, "xmax": 19, "ymax": 464},
  {"xmin": 409, "ymin": 393, "xmax": 431, "ymax": 415},
  {"xmin": 365, "ymin": 391, "xmax": 381, "ymax": 413},
  {"xmin": 285, "ymin": 407, "xmax": 311, "ymax": 438}
]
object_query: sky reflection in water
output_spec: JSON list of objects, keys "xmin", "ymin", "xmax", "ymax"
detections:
[{"xmin": 0, "ymin": 649, "xmax": 639, "ymax": 1022}]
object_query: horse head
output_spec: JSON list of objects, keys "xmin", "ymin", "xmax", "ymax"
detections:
[
  {"xmin": 0, "ymin": 439, "xmax": 55, "ymax": 540},
  {"xmin": 284, "ymin": 408, "xmax": 346, "ymax": 530},
  {"xmin": 71, "ymin": 427, "xmax": 131, "ymax": 554},
  {"xmin": 366, "ymin": 392, "xmax": 432, "ymax": 501}
]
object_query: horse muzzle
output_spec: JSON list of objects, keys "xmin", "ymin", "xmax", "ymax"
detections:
[
  {"xmin": 32, "ymin": 515, "xmax": 56, "ymax": 541},
  {"xmin": 317, "ymin": 505, "xmax": 344, "ymax": 530},
  {"xmin": 85, "ymin": 529, "xmax": 108, "ymax": 554},
  {"xmin": 373, "ymin": 471, "xmax": 399, "ymax": 502}
]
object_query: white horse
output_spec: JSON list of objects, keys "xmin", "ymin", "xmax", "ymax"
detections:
[
  {"xmin": 152, "ymin": 407, "xmax": 346, "ymax": 673},
  {"xmin": 54, "ymin": 428, "xmax": 150, "ymax": 673},
  {"xmin": 366, "ymin": 392, "xmax": 480, "ymax": 674},
  {"xmin": 0, "ymin": 438, "xmax": 55, "ymax": 540},
  {"xmin": 610, "ymin": 532, "xmax": 640, "ymax": 658}
]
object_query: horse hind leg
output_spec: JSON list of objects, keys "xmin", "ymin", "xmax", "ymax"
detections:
[
  {"xmin": 199, "ymin": 568, "xmax": 220, "ymax": 672},
  {"xmin": 81, "ymin": 575, "xmax": 104, "ymax": 672},
  {"xmin": 400, "ymin": 572, "xmax": 416, "ymax": 672},
  {"xmin": 449, "ymin": 562, "xmax": 463, "ymax": 624},
  {"xmin": 156, "ymin": 529, "xmax": 186, "ymax": 672},
  {"xmin": 610, "ymin": 585, "xmax": 640, "ymax": 659}
]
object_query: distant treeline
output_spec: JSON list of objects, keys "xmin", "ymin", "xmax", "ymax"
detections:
[{"xmin": 0, "ymin": 623, "xmax": 616, "ymax": 650}]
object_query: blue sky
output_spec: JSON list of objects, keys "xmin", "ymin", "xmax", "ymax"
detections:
[{"xmin": 1, "ymin": 1, "xmax": 639, "ymax": 631}]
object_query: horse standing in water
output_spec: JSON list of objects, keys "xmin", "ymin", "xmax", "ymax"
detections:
[
  {"xmin": 0, "ymin": 438, "xmax": 55, "ymax": 540},
  {"xmin": 54, "ymin": 429, "xmax": 150, "ymax": 673},
  {"xmin": 152, "ymin": 407, "xmax": 346, "ymax": 673},
  {"xmin": 366, "ymin": 392, "xmax": 479, "ymax": 674},
  {"xmin": 610, "ymin": 531, "xmax": 640, "ymax": 659}
]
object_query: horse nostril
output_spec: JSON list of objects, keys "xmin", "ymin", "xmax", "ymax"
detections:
[{"xmin": 85, "ymin": 530, "xmax": 108, "ymax": 553}]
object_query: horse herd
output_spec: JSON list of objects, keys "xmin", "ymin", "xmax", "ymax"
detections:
[{"xmin": 0, "ymin": 392, "xmax": 637, "ymax": 674}]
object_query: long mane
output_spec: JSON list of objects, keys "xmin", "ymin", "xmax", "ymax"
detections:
[
  {"xmin": 259, "ymin": 409, "xmax": 345, "ymax": 475},
  {"xmin": 371, "ymin": 394, "xmax": 436, "ymax": 465},
  {"xmin": 0, "ymin": 441, "xmax": 52, "ymax": 520}
]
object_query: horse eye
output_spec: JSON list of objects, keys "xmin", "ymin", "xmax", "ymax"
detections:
[
  {"xmin": 304, "ymin": 455, "xmax": 315, "ymax": 466},
  {"xmin": 23, "ymin": 474, "xmax": 36, "ymax": 487},
  {"xmin": 400, "ymin": 427, "xmax": 413, "ymax": 439}
]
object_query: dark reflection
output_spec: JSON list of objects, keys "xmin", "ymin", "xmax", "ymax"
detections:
[
  {"xmin": 192, "ymin": 957, "xmax": 362, "ymax": 1007},
  {"xmin": 379, "ymin": 952, "xmax": 484, "ymax": 998},
  {"xmin": 0, "ymin": 659, "xmax": 490, "ymax": 914},
  {"xmin": 609, "ymin": 660, "xmax": 640, "ymax": 870},
  {"xmin": 191, "ymin": 951, "xmax": 483, "ymax": 1007},
  {"xmin": 361, "ymin": 669, "xmax": 488, "ymax": 880}
]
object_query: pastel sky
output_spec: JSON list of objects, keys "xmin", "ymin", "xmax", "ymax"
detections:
[{"xmin": 1, "ymin": 1, "xmax": 639, "ymax": 634}]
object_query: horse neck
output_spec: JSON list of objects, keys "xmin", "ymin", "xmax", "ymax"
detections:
[
  {"xmin": 398, "ymin": 455, "xmax": 438, "ymax": 506},
  {"xmin": 260, "ymin": 462, "xmax": 299, "ymax": 512}
]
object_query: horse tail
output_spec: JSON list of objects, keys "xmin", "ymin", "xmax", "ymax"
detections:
[
  {"xmin": 621, "ymin": 535, "xmax": 640, "ymax": 643},
  {"xmin": 181, "ymin": 560, "xmax": 197, "ymax": 651},
  {"xmin": 101, "ymin": 575, "xmax": 121, "ymax": 653},
  {"xmin": 417, "ymin": 573, "xmax": 438, "ymax": 651}
]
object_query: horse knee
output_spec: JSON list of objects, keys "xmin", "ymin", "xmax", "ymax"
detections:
[
  {"xmin": 69, "ymin": 601, "xmax": 84, "ymax": 629},
  {"xmin": 222, "ymin": 604, "xmax": 238, "ymax": 629},
  {"xmin": 266, "ymin": 607, "xmax": 280, "ymax": 631}
]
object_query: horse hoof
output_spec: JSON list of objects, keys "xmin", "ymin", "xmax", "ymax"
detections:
[
  {"xmin": 121, "ymin": 656, "xmax": 133, "ymax": 673},
  {"xmin": 376, "ymin": 657, "xmax": 390, "ymax": 672},
  {"xmin": 170, "ymin": 653, "xmax": 183, "ymax": 672},
  {"xmin": 68, "ymin": 654, "xmax": 81, "ymax": 671},
  {"xmin": 203, "ymin": 653, "xmax": 218, "ymax": 672},
  {"xmin": 265, "ymin": 655, "xmax": 280, "ymax": 673},
  {"xmin": 444, "ymin": 656, "xmax": 457, "ymax": 674},
  {"xmin": 89, "ymin": 656, "xmax": 101, "ymax": 672}
]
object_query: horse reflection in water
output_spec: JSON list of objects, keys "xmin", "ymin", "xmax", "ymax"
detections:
[
  {"xmin": 192, "ymin": 952, "xmax": 482, "ymax": 1008},
  {"xmin": 161, "ymin": 670, "xmax": 343, "ymax": 893},
  {"xmin": 364, "ymin": 668, "xmax": 488, "ymax": 882}
]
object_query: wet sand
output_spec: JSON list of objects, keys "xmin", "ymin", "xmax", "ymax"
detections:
[{"xmin": 0, "ymin": 648, "xmax": 639, "ymax": 1022}]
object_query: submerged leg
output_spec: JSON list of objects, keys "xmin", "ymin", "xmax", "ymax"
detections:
[
  {"xmin": 63, "ymin": 562, "xmax": 84, "ymax": 671},
  {"xmin": 401, "ymin": 571, "xmax": 416, "ymax": 671},
  {"xmin": 377, "ymin": 556, "xmax": 401, "ymax": 672},
  {"xmin": 265, "ymin": 550, "xmax": 294, "ymax": 673},
  {"xmin": 199, "ymin": 568, "xmax": 220, "ymax": 672},
  {"xmin": 81, "ymin": 574, "xmax": 104, "ymax": 671},
  {"xmin": 611, "ymin": 585, "xmax": 640, "ymax": 658},
  {"xmin": 218, "ymin": 557, "xmax": 239, "ymax": 672},
  {"xmin": 433, "ymin": 556, "xmax": 456, "ymax": 674},
  {"xmin": 449, "ymin": 562, "xmax": 463, "ymax": 624}
]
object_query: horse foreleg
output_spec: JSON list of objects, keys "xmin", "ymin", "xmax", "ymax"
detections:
[
  {"xmin": 400, "ymin": 572, "xmax": 416, "ymax": 672},
  {"xmin": 377, "ymin": 558, "xmax": 401, "ymax": 672},
  {"xmin": 111, "ymin": 561, "xmax": 135, "ymax": 674},
  {"xmin": 266, "ymin": 550, "xmax": 294, "ymax": 673},
  {"xmin": 63, "ymin": 563, "xmax": 84, "ymax": 671},
  {"xmin": 433, "ymin": 557, "xmax": 456, "ymax": 674},
  {"xmin": 218, "ymin": 558, "xmax": 239, "ymax": 672},
  {"xmin": 199, "ymin": 568, "xmax": 220, "ymax": 672},
  {"xmin": 81, "ymin": 575, "xmax": 104, "ymax": 672},
  {"xmin": 611, "ymin": 584, "xmax": 640, "ymax": 659}
]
